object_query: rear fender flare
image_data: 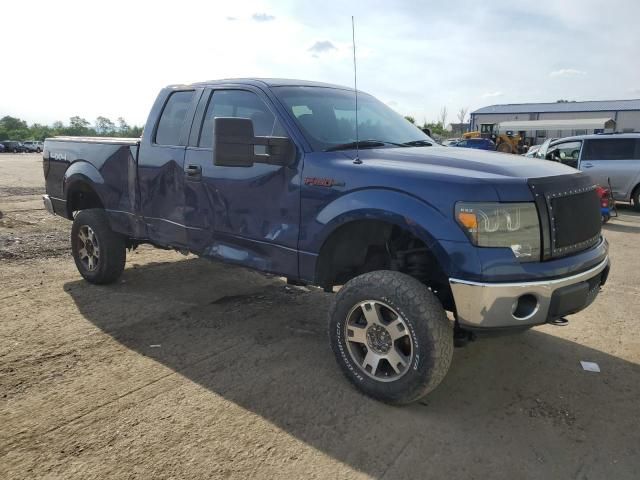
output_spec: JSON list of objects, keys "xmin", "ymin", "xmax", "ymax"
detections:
[{"xmin": 63, "ymin": 161, "xmax": 106, "ymax": 217}]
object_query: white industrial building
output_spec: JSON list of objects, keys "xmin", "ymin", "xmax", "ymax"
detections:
[{"xmin": 469, "ymin": 99, "xmax": 640, "ymax": 144}]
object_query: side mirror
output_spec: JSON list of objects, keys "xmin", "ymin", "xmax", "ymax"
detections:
[{"xmin": 213, "ymin": 117, "xmax": 294, "ymax": 168}]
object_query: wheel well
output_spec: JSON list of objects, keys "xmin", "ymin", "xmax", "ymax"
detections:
[
  {"xmin": 315, "ymin": 220, "xmax": 452, "ymax": 309},
  {"xmin": 66, "ymin": 181, "xmax": 104, "ymax": 219}
]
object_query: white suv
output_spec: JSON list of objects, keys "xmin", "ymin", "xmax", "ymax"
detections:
[{"xmin": 537, "ymin": 133, "xmax": 640, "ymax": 210}]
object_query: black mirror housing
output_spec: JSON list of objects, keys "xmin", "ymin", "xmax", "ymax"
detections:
[
  {"xmin": 213, "ymin": 117, "xmax": 256, "ymax": 167},
  {"xmin": 213, "ymin": 117, "xmax": 295, "ymax": 168}
]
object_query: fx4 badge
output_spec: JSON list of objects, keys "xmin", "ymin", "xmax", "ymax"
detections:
[{"xmin": 304, "ymin": 177, "xmax": 345, "ymax": 187}]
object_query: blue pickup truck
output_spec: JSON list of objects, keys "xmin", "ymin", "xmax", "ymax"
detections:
[{"xmin": 43, "ymin": 79, "xmax": 609, "ymax": 404}]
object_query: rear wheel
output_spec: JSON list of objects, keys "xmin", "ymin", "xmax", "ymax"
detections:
[
  {"xmin": 71, "ymin": 209, "xmax": 126, "ymax": 284},
  {"xmin": 329, "ymin": 270, "xmax": 453, "ymax": 405}
]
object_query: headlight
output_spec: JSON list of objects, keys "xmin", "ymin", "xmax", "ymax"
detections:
[{"xmin": 455, "ymin": 202, "xmax": 541, "ymax": 262}]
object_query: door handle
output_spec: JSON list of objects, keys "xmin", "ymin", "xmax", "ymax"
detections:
[
  {"xmin": 583, "ymin": 163, "xmax": 593, "ymax": 168},
  {"xmin": 185, "ymin": 164, "xmax": 202, "ymax": 178}
]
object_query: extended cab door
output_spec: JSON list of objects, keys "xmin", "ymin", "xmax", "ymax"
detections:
[
  {"xmin": 182, "ymin": 87, "xmax": 302, "ymax": 277},
  {"xmin": 137, "ymin": 88, "xmax": 201, "ymax": 247},
  {"xmin": 580, "ymin": 138, "xmax": 640, "ymax": 200}
]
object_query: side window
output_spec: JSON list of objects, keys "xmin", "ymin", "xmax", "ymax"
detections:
[
  {"xmin": 155, "ymin": 91, "xmax": 195, "ymax": 146},
  {"xmin": 548, "ymin": 141, "xmax": 582, "ymax": 168},
  {"xmin": 582, "ymin": 139, "xmax": 636, "ymax": 161},
  {"xmin": 199, "ymin": 90, "xmax": 285, "ymax": 148}
]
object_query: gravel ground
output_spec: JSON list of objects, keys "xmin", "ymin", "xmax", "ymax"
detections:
[{"xmin": 1, "ymin": 153, "xmax": 639, "ymax": 479}]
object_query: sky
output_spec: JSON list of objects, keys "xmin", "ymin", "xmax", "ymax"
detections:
[{"xmin": 1, "ymin": 0, "xmax": 639, "ymax": 127}]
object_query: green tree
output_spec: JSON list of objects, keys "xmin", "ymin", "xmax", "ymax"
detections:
[
  {"xmin": 0, "ymin": 115, "xmax": 30, "ymax": 140},
  {"xmin": 404, "ymin": 115, "xmax": 415, "ymax": 124},
  {"xmin": 95, "ymin": 116, "xmax": 116, "ymax": 136},
  {"xmin": 68, "ymin": 116, "xmax": 93, "ymax": 136},
  {"xmin": 29, "ymin": 123, "xmax": 55, "ymax": 141},
  {"xmin": 422, "ymin": 121, "xmax": 447, "ymax": 137},
  {"xmin": 117, "ymin": 117, "xmax": 129, "ymax": 134},
  {"xmin": 0, "ymin": 114, "xmax": 144, "ymax": 141}
]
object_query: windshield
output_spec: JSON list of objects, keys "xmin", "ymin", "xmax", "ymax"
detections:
[{"xmin": 273, "ymin": 86, "xmax": 434, "ymax": 152}]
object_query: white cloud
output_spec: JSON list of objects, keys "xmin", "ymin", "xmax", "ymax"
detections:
[
  {"xmin": 252, "ymin": 13, "xmax": 275, "ymax": 22},
  {"xmin": 549, "ymin": 68, "xmax": 587, "ymax": 77},
  {"xmin": 308, "ymin": 40, "xmax": 337, "ymax": 55},
  {"xmin": 482, "ymin": 91, "xmax": 503, "ymax": 98}
]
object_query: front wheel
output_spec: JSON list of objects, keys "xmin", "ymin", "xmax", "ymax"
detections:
[
  {"xmin": 632, "ymin": 188, "xmax": 640, "ymax": 212},
  {"xmin": 329, "ymin": 271, "xmax": 453, "ymax": 405},
  {"xmin": 496, "ymin": 142, "xmax": 512, "ymax": 153},
  {"xmin": 71, "ymin": 209, "xmax": 126, "ymax": 284}
]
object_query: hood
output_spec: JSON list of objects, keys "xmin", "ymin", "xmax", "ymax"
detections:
[{"xmin": 357, "ymin": 145, "xmax": 577, "ymax": 181}]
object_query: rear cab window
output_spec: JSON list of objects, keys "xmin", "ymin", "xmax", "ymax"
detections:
[{"xmin": 155, "ymin": 90, "xmax": 195, "ymax": 146}]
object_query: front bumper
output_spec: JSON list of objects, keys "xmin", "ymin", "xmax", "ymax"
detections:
[{"xmin": 449, "ymin": 256, "xmax": 610, "ymax": 329}]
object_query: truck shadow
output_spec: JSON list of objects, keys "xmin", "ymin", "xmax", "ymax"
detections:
[{"xmin": 64, "ymin": 257, "xmax": 640, "ymax": 478}]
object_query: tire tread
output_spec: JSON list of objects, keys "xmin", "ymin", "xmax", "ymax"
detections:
[{"xmin": 329, "ymin": 270, "xmax": 453, "ymax": 404}]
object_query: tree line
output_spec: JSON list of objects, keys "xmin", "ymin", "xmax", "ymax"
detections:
[
  {"xmin": 0, "ymin": 115, "xmax": 144, "ymax": 142},
  {"xmin": 404, "ymin": 105, "xmax": 470, "ymax": 137}
]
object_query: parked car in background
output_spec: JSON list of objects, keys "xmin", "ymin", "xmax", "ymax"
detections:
[
  {"xmin": 441, "ymin": 138, "xmax": 460, "ymax": 147},
  {"xmin": 524, "ymin": 145, "xmax": 540, "ymax": 157},
  {"xmin": 23, "ymin": 140, "xmax": 43, "ymax": 153},
  {"xmin": 0, "ymin": 141, "xmax": 28, "ymax": 153},
  {"xmin": 452, "ymin": 138, "xmax": 496, "ymax": 151},
  {"xmin": 0, "ymin": 143, "xmax": 5, "ymax": 153},
  {"xmin": 537, "ymin": 133, "xmax": 640, "ymax": 210}
]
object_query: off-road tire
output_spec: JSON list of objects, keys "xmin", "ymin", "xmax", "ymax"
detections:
[
  {"xmin": 71, "ymin": 209, "xmax": 126, "ymax": 284},
  {"xmin": 329, "ymin": 270, "xmax": 453, "ymax": 405}
]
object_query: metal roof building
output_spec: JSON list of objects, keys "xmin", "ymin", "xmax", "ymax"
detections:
[{"xmin": 469, "ymin": 99, "xmax": 640, "ymax": 142}]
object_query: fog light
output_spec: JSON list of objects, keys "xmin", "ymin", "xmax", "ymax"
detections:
[{"xmin": 512, "ymin": 294, "xmax": 538, "ymax": 320}]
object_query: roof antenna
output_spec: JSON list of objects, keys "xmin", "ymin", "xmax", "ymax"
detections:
[{"xmin": 351, "ymin": 16, "xmax": 362, "ymax": 165}]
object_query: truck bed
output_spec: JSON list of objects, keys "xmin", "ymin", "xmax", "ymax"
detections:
[{"xmin": 44, "ymin": 136, "xmax": 142, "ymax": 237}]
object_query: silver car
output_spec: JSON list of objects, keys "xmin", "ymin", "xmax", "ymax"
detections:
[
  {"xmin": 537, "ymin": 133, "xmax": 640, "ymax": 210},
  {"xmin": 22, "ymin": 141, "xmax": 43, "ymax": 153}
]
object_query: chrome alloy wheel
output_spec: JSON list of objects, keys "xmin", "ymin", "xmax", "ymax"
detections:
[
  {"xmin": 344, "ymin": 300, "xmax": 414, "ymax": 382},
  {"xmin": 77, "ymin": 225, "xmax": 100, "ymax": 272}
]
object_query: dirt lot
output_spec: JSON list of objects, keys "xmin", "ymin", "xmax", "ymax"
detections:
[{"xmin": 1, "ymin": 153, "xmax": 639, "ymax": 479}]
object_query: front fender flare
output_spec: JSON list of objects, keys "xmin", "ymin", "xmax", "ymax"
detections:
[{"xmin": 304, "ymin": 188, "xmax": 478, "ymax": 279}]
